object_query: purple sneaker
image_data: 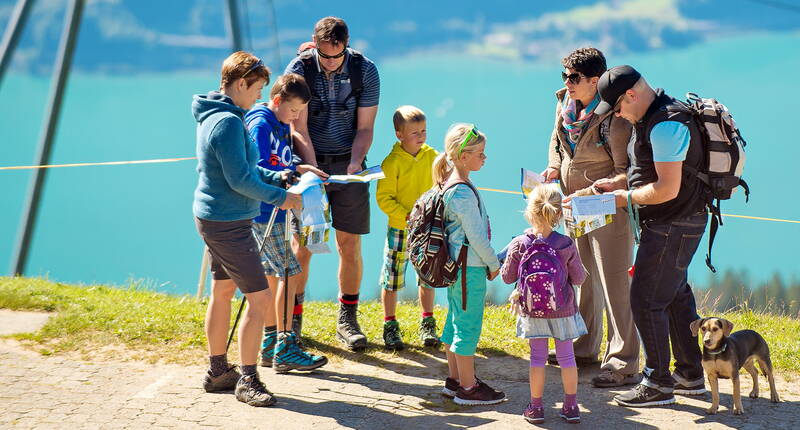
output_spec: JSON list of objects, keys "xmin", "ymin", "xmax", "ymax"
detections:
[
  {"xmin": 559, "ymin": 404, "xmax": 581, "ymax": 424},
  {"xmin": 523, "ymin": 403, "xmax": 544, "ymax": 424}
]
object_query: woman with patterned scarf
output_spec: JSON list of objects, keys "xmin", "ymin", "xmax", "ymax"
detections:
[{"xmin": 540, "ymin": 47, "xmax": 640, "ymax": 388}]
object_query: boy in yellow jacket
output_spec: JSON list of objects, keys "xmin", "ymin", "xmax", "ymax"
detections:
[{"xmin": 376, "ymin": 105, "xmax": 439, "ymax": 350}]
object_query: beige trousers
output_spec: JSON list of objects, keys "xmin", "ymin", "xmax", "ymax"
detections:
[{"xmin": 572, "ymin": 206, "xmax": 640, "ymax": 375}]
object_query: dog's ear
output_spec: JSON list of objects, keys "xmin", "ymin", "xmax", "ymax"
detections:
[
  {"xmin": 720, "ymin": 318, "xmax": 734, "ymax": 337},
  {"xmin": 689, "ymin": 318, "xmax": 705, "ymax": 337}
]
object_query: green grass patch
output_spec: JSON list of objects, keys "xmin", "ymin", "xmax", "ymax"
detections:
[{"xmin": 1, "ymin": 276, "xmax": 799, "ymax": 374}]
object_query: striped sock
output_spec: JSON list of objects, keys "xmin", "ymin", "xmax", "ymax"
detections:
[
  {"xmin": 422, "ymin": 312, "xmax": 433, "ymax": 318},
  {"xmin": 339, "ymin": 293, "xmax": 359, "ymax": 306},
  {"xmin": 384, "ymin": 315, "xmax": 396, "ymax": 322}
]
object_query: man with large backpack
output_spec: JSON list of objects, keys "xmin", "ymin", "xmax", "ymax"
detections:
[
  {"xmin": 594, "ymin": 65, "xmax": 711, "ymax": 408},
  {"xmin": 283, "ymin": 17, "xmax": 380, "ymax": 351}
]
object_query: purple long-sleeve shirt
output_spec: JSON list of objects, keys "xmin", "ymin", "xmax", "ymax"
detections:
[{"xmin": 501, "ymin": 229, "xmax": 587, "ymax": 318}]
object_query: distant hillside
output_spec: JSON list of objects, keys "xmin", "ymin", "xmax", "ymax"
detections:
[
  {"xmin": 697, "ymin": 269, "xmax": 800, "ymax": 317},
  {"xmin": 1, "ymin": 0, "xmax": 799, "ymax": 75}
]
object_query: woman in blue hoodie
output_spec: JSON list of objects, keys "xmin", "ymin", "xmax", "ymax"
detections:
[{"xmin": 192, "ymin": 51, "xmax": 302, "ymax": 408}]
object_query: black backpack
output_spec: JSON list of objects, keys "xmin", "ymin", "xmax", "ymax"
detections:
[{"xmin": 298, "ymin": 46, "xmax": 364, "ymax": 127}]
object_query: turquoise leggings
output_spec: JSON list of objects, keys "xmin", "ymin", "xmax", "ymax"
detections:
[{"xmin": 440, "ymin": 266, "xmax": 487, "ymax": 356}]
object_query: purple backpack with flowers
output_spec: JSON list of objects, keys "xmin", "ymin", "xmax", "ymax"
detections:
[{"xmin": 516, "ymin": 234, "xmax": 569, "ymax": 317}]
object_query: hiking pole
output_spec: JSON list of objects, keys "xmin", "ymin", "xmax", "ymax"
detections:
[
  {"xmin": 283, "ymin": 209, "xmax": 292, "ymax": 333},
  {"xmin": 225, "ymin": 207, "xmax": 279, "ymax": 353}
]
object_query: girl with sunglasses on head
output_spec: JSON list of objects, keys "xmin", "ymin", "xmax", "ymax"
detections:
[
  {"xmin": 434, "ymin": 124, "xmax": 506, "ymax": 406},
  {"xmin": 540, "ymin": 47, "xmax": 640, "ymax": 388}
]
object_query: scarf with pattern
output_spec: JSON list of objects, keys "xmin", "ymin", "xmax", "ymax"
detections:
[{"xmin": 561, "ymin": 92, "xmax": 601, "ymax": 145}]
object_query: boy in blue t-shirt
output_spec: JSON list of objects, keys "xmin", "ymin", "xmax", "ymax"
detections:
[{"xmin": 245, "ymin": 73, "xmax": 328, "ymax": 372}]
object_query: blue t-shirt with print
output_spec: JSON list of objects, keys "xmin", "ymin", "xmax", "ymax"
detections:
[
  {"xmin": 650, "ymin": 121, "xmax": 690, "ymax": 162},
  {"xmin": 245, "ymin": 104, "xmax": 298, "ymax": 223}
]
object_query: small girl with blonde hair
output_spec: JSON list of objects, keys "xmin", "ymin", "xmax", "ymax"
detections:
[
  {"xmin": 501, "ymin": 184, "xmax": 587, "ymax": 423},
  {"xmin": 434, "ymin": 123, "xmax": 506, "ymax": 406}
]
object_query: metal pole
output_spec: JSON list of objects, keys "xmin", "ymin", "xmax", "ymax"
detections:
[
  {"xmin": 224, "ymin": 0, "xmax": 243, "ymax": 52},
  {"xmin": 10, "ymin": 0, "xmax": 84, "ymax": 275},
  {"xmin": 0, "ymin": 0, "xmax": 35, "ymax": 88}
]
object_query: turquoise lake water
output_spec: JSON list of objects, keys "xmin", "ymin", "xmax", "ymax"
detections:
[{"xmin": 2, "ymin": 32, "xmax": 798, "ymax": 302}]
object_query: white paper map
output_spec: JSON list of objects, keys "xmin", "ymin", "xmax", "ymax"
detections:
[
  {"xmin": 520, "ymin": 168, "xmax": 546, "ymax": 199},
  {"xmin": 564, "ymin": 195, "xmax": 615, "ymax": 238},
  {"xmin": 288, "ymin": 172, "xmax": 332, "ymax": 254},
  {"xmin": 327, "ymin": 165, "xmax": 385, "ymax": 184}
]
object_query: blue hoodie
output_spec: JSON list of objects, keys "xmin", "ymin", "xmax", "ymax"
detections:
[
  {"xmin": 192, "ymin": 91, "xmax": 287, "ymax": 222},
  {"xmin": 245, "ymin": 104, "xmax": 301, "ymax": 223}
]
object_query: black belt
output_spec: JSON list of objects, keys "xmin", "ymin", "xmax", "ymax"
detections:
[{"xmin": 316, "ymin": 152, "xmax": 352, "ymax": 164}]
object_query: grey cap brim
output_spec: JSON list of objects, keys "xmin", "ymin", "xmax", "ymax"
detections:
[{"xmin": 594, "ymin": 101, "xmax": 613, "ymax": 116}]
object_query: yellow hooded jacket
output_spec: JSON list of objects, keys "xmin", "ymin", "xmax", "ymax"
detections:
[{"xmin": 376, "ymin": 142, "xmax": 439, "ymax": 230}]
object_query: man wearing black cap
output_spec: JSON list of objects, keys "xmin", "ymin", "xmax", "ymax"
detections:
[{"xmin": 594, "ymin": 65, "xmax": 707, "ymax": 407}]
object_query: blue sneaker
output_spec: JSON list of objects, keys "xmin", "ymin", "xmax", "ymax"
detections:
[
  {"xmin": 260, "ymin": 330, "xmax": 277, "ymax": 368},
  {"xmin": 273, "ymin": 332, "xmax": 328, "ymax": 373}
]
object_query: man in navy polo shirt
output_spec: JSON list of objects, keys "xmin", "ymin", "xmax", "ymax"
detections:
[{"xmin": 285, "ymin": 16, "xmax": 380, "ymax": 350}]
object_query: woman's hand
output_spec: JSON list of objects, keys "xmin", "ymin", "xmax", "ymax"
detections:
[
  {"xmin": 540, "ymin": 167, "xmax": 560, "ymax": 183},
  {"xmin": 279, "ymin": 191, "xmax": 303, "ymax": 211}
]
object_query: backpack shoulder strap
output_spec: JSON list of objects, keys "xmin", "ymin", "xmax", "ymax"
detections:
[
  {"xmin": 597, "ymin": 114, "xmax": 613, "ymax": 160},
  {"xmin": 298, "ymin": 50, "xmax": 318, "ymax": 100},
  {"xmin": 347, "ymin": 49, "xmax": 364, "ymax": 102}
]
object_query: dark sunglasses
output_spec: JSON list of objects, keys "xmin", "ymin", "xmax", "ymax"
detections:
[
  {"xmin": 241, "ymin": 58, "xmax": 264, "ymax": 78},
  {"xmin": 317, "ymin": 46, "xmax": 347, "ymax": 59},
  {"xmin": 561, "ymin": 72, "xmax": 586, "ymax": 85},
  {"xmin": 613, "ymin": 94, "xmax": 625, "ymax": 113}
]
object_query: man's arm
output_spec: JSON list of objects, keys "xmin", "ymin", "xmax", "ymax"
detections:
[
  {"xmin": 613, "ymin": 160, "xmax": 682, "ymax": 206},
  {"xmin": 347, "ymin": 105, "xmax": 378, "ymax": 174},
  {"xmin": 291, "ymin": 107, "xmax": 317, "ymax": 167}
]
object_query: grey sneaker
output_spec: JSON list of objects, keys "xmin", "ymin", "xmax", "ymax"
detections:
[
  {"xmin": 235, "ymin": 374, "xmax": 277, "ymax": 407},
  {"xmin": 614, "ymin": 383, "xmax": 675, "ymax": 407},
  {"xmin": 591, "ymin": 370, "xmax": 642, "ymax": 388},
  {"xmin": 336, "ymin": 304, "xmax": 367, "ymax": 351},
  {"xmin": 383, "ymin": 320, "xmax": 404, "ymax": 351},
  {"xmin": 202, "ymin": 365, "xmax": 240, "ymax": 393},
  {"xmin": 420, "ymin": 316, "xmax": 441, "ymax": 347},
  {"xmin": 672, "ymin": 372, "xmax": 706, "ymax": 396}
]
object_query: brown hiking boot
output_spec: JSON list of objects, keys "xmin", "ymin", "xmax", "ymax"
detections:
[{"xmin": 202, "ymin": 365, "xmax": 240, "ymax": 393}]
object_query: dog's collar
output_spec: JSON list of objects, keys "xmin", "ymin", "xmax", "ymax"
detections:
[{"xmin": 706, "ymin": 343, "xmax": 727, "ymax": 355}]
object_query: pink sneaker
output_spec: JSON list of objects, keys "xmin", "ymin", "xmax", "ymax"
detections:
[
  {"xmin": 559, "ymin": 404, "xmax": 580, "ymax": 423},
  {"xmin": 523, "ymin": 402, "xmax": 544, "ymax": 424}
]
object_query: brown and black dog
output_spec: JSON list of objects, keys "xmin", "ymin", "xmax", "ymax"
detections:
[{"xmin": 690, "ymin": 317, "xmax": 780, "ymax": 415}]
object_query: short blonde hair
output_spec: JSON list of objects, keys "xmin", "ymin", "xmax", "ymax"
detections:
[
  {"xmin": 524, "ymin": 184, "xmax": 562, "ymax": 228},
  {"xmin": 220, "ymin": 51, "xmax": 270, "ymax": 90},
  {"xmin": 393, "ymin": 105, "xmax": 426, "ymax": 132},
  {"xmin": 432, "ymin": 123, "xmax": 487, "ymax": 184}
]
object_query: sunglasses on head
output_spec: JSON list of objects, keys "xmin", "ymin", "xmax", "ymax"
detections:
[
  {"xmin": 561, "ymin": 72, "xmax": 586, "ymax": 85},
  {"xmin": 241, "ymin": 58, "xmax": 264, "ymax": 78},
  {"xmin": 317, "ymin": 45, "xmax": 347, "ymax": 59},
  {"xmin": 458, "ymin": 125, "xmax": 479, "ymax": 156}
]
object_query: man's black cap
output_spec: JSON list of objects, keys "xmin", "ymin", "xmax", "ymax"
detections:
[{"xmin": 595, "ymin": 65, "xmax": 641, "ymax": 115}]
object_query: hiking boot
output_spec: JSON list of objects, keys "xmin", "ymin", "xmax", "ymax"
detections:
[
  {"xmin": 292, "ymin": 312, "xmax": 305, "ymax": 349},
  {"xmin": 234, "ymin": 373, "xmax": 276, "ymax": 407},
  {"xmin": 454, "ymin": 379, "xmax": 507, "ymax": 406},
  {"xmin": 441, "ymin": 377, "xmax": 459, "ymax": 399},
  {"xmin": 383, "ymin": 320, "xmax": 404, "ymax": 351},
  {"xmin": 202, "ymin": 365, "xmax": 240, "ymax": 393},
  {"xmin": 260, "ymin": 330, "xmax": 277, "ymax": 368},
  {"xmin": 614, "ymin": 383, "xmax": 675, "ymax": 407},
  {"xmin": 559, "ymin": 404, "xmax": 581, "ymax": 424},
  {"xmin": 336, "ymin": 304, "xmax": 367, "ymax": 351},
  {"xmin": 420, "ymin": 316, "xmax": 441, "ymax": 347},
  {"xmin": 523, "ymin": 403, "xmax": 545, "ymax": 424},
  {"xmin": 591, "ymin": 370, "xmax": 642, "ymax": 388},
  {"xmin": 273, "ymin": 332, "xmax": 328, "ymax": 373},
  {"xmin": 547, "ymin": 351, "xmax": 599, "ymax": 367}
]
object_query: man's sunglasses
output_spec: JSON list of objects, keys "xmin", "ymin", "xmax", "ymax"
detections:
[
  {"xmin": 317, "ymin": 46, "xmax": 347, "ymax": 59},
  {"xmin": 458, "ymin": 125, "xmax": 479, "ymax": 156},
  {"xmin": 561, "ymin": 72, "xmax": 586, "ymax": 85},
  {"xmin": 613, "ymin": 94, "xmax": 626, "ymax": 114},
  {"xmin": 241, "ymin": 58, "xmax": 264, "ymax": 78}
]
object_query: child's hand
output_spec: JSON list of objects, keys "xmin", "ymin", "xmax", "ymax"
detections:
[{"xmin": 487, "ymin": 268, "xmax": 500, "ymax": 281}]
